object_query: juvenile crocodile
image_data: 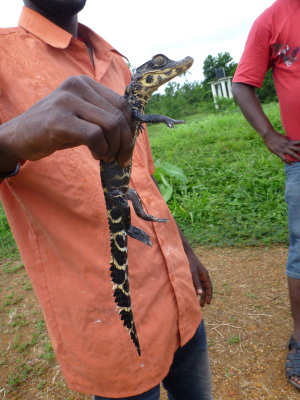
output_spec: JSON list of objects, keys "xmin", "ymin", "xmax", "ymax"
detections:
[{"xmin": 100, "ymin": 54, "xmax": 194, "ymax": 355}]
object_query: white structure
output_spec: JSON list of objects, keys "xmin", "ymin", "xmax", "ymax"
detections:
[{"xmin": 210, "ymin": 77, "xmax": 233, "ymax": 108}]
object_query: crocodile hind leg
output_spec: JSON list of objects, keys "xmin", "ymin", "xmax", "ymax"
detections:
[
  {"xmin": 122, "ymin": 201, "xmax": 152, "ymax": 246},
  {"xmin": 127, "ymin": 188, "xmax": 168, "ymax": 223},
  {"xmin": 107, "ymin": 189, "xmax": 129, "ymax": 208},
  {"xmin": 107, "ymin": 189, "xmax": 152, "ymax": 246}
]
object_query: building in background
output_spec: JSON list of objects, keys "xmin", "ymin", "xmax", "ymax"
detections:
[{"xmin": 210, "ymin": 68, "xmax": 233, "ymax": 108}]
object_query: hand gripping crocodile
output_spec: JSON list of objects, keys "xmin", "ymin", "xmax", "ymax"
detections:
[{"xmin": 100, "ymin": 54, "xmax": 194, "ymax": 355}]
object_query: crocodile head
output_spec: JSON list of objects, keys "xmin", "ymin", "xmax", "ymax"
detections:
[{"xmin": 126, "ymin": 54, "xmax": 194, "ymax": 110}]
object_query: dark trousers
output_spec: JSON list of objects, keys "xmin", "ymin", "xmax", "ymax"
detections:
[{"xmin": 94, "ymin": 321, "xmax": 213, "ymax": 400}]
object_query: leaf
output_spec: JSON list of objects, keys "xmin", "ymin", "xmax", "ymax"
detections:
[
  {"xmin": 161, "ymin": 185, "xmax": 173, "ymax": 202},
  {"xmin": 153, "ymin": 167, "xmax": 165, "ymax": 182},
  {"xmin": 160, "ymin": 173, "xmax": 171, "ymax": 188},
  {"xmin": 155, "ymin": 161, "xmax": 187, "ymax": 183}
]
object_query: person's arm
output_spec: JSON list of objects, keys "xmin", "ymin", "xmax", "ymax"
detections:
[
  {"xmin": 232, "ymin": 82, "xmax": 300, "ymax": 161},
  {"xmin": 0, "ymin": 75, "xmax": 135, "ymax": 175},
  {"xmin": 151, "ymin": 175, "xmax": 213, "ymax": 307},
  {"xmin": 177, "ymin": 225, "xmax": 213, "ymax": 307}
]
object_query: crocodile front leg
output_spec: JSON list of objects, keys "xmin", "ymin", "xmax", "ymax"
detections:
[{"xmin": 133, "ymin": 109, "xmax": 185, "ymax": 128}]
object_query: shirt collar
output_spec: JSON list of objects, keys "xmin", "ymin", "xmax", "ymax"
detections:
[
  {"xmin": 19, "ymin": 6, "xmax": 73, "ymax": 49},
  {"xmin": 18, "ymin": 6, "xmax": 125, "ymax": 59}
]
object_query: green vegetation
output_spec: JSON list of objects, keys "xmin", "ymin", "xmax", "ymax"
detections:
[
  {"xmin": 150, "ymin": 102, "xmax": 287, "ymax": 247},
  {"xmin": 0, "ymin": 206, "xmax": 19, "ymax": 260},
  {"xmin": 227, "ymin": 336, "xmax": 241, "ymax": 345},
  {"xmin": 146, "ymin": 53, "xmax": 280, "ymax": 246},
  {"xmin": 202, "ymin": 52, "xmax": 237, "ymax": 84},
  {"xmin": 3, "ymin": 262, "xmax": 24, "ymax": 274}
]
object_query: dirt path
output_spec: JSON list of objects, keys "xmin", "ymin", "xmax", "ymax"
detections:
[
  {"xmin": 1, "ymin": 246, "xmax": 299, "ymax": 399},
  {"xmin": 197, "ymin": 246, "xmax": 298, "ymax": 400}
]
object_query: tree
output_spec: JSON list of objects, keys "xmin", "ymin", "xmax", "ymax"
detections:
[
  {"xmin": 256, "ymin": 69, "xmax": 277, "ymax": 103},
  {"xmin": 202, "ymin": 52, "xmax": 237, "ymax": 84},
  {"xmin": 202, "ymin": 51, "xmax": 277, "ymax": 104}
]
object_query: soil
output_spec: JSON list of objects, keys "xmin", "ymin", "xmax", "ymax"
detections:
[{"xmin": 1, "ymin": 245, "xmax": 299, "ymax": 400}]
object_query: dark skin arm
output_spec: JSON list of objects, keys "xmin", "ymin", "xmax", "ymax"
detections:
[
  {"xmin": 151, "ymin": 176, "xmax": 213, "ymax": 307},
  {"xmin": 0, "ymin": 75, "xmax": 135, "ymax": 173},
  {"xmin": 177, "ymin": 225, "xmax": 213, "ymax": 307},
  {"xmin": 231, "ymin": 82, "xmax": 300, "ymax": 161}
]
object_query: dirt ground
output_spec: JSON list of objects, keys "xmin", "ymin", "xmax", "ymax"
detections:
[{"xmin": 1, "ymin": 246, "xmax": 299, "ymax": 400}]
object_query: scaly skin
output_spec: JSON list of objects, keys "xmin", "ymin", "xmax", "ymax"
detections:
[{"xmin": 100, "ymin": 54, "xmax": 194, "ymax": 356}]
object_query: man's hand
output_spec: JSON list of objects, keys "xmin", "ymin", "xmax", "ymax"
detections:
[
  {"xmin": 186, "ymin": 250, "xmax": 213, "ymax": 307},
  {"xmin": 264, "ymin": 131, "xmax": 300, "ymax": 162},
  {"xmin": 175, "ymin": 223, "xmax": 213, "ymax": 307},
  {"xmin": 232, "ymin": 83, "xmax": 300, "ymax": 162},
  {"xmin": 0, "ymin": 75, "xmax": 135, "ymax": 172}
]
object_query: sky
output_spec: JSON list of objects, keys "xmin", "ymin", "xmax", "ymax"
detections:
[{"xmin": 0, "ymin": 0, "xmax": 275, "ymax": 87}]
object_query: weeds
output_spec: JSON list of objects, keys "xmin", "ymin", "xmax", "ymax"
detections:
[
  {"xmin": 153, "ymin": 160, "xmax": 188, "ymax": 202},
  {"xmin": 40, "ymin": 342, "xmax": 55, "ymax": 361},
  {"xmin": 3, "ymin": 292, "xmax": 24, "ymax": 307},
  {"xmin": 227, "ymin": 336, "xmax": 241, "ymax": 344},
  {"xmin": 7, "ymin": 362, "xmax": 32, "ymax": 388},
  {"xmin": 3, "ymin": 262, "xmax": 24, "ymax": 274},
  {"xmin": 0, "ymin": 207, "xmax": 19, "ymax": 260},
  {"xmin": 149, "ymin": 102, "xmax": 286, "ymax": 246}
]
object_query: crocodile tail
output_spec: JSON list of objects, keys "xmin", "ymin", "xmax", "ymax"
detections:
[
  {"xmin": 110, "ymin": 245, "xmax": 141, "ymax": 355},
  {"xmin": 117, "ymin": 298, "xmax": 141, "ymax": 356},
  {"xmin": 109, "ymin": 225, "xmax": 141, "ymax": 356},
  {"xmin": 101, "ymin": 160, "xmax": 141, "ymax": 355}
]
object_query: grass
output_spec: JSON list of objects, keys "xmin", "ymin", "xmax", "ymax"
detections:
[
  {"xmin": 0, "ymin": 207, "xmax": 19, "ymax": 260},
  {"xmin": 149, "ymin": 102, "xmax": 287, "ymax": 247},
  {"xmin": 227, "ymin": 336, "xmax": 240, "ymax": 344},
  {"xmin": 0, "ymin": 259, "xmax": 56, "ymax": 394}
]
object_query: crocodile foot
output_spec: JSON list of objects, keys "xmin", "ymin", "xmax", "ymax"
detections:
[{"xmin": 126, "ymin": 225, "xmax": 152, "ymax": 246}]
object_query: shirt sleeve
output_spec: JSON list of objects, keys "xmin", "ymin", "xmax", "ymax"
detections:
[{"xmin": 233, "ymin": 19, "xmax": 273, "ymax": 88}]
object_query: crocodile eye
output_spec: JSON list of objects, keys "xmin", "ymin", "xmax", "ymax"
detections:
[{"xmin": 153, "ymin": 55, "xmax": 166, "ymax": 67}]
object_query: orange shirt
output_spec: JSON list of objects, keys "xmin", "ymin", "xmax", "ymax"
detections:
[{"xmin": 0, "ymin": 7, "xmax": 201, "ymax": 397}]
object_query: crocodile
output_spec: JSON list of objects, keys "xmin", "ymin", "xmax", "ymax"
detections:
[{"xmin": 100, "ymin": 54, "xmax": 194, "ymax": 356}]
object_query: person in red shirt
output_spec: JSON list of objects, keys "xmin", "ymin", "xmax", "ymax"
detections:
[
  {"xmin": 0, "ymin": 0, "xmax": 213, "ymax": 399},
  {"xmin": 232, "ymin": 0, "xmax": 300, "ymax": 390}
]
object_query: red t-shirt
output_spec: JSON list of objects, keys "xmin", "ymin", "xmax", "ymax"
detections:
[{"xmin": 233, "ymin": 0, "xmax": 300, "ymax": 141}]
